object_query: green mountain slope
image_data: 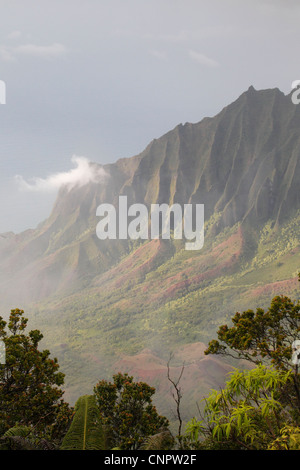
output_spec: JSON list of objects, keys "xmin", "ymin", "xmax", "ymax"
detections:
[{"xmin": 0, "ymin": 86, "xmax": 299, "ymax": 423}]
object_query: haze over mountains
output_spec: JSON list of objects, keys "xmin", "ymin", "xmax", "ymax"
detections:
[{"xmin": 0, "ymin": 86, "xmax": 299, "ymax": 422}]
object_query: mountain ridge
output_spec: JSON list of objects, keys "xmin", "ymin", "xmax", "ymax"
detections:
[
  {"xmin": 0, "ymin": 86, "xmax": 299, "ymax": 420},
  {"xmin": 2, "ymin": 86, "xmax": 299, "ymax": 292}
]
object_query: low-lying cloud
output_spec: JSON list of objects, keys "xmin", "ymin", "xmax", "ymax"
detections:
[
  {"xmin": 15, "ymin": 155, "xmax": 108, "ymax": 192},
  {"xmin": 0, "ymin": 42, "xmax": 67, "ymax": 61},
  {"xmin": 188, "ymin": 50, "xmax": 219, "ymax": 68},
  {"xmin": 15, "ymin": 42, "xmax": 67, "ymax": 58}
]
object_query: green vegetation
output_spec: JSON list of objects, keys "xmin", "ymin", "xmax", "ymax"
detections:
[
  {"xmin": 0, "ymin": 309, "xmax": 73, "ymax": 446},
  {"xmin": 0, "ymin": 277, "xmax": 299, "ymax": 450},
  {"xmin": 29, "ymin": 210, "xmax": 299, "ymax": 414},
  {"xmin": 183, "ymin": 365, "xmax": 300, "ymax": 450},
  {"xmin": 1, "ymin": 85, "xmax": 300, "ymax": 433},
  {"xmin": 61, "ymin": 395, "xmax": 106, "ymax": 450},
  {"xmin": 0, "ymin": 309, "xmax": 170, "ymax": 450},
  {"xmin": 93, "ymin": 372, "xmax": 169, "ymax": 450},
  {"xmin": 205, "ymin": 294, "xmax": 300, "ymax": 371},
  {"xmin": 0, "ymin": 425, "xmax": 57, "ymax": 450},
  {"xmin": 181, "ymin": 276, "xmax": 300, "ymax": 450}
]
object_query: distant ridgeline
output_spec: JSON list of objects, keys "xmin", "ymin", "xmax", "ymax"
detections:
[{"xmin": 0, "ymin": 86, "xmax": 299, "ymax": 411}]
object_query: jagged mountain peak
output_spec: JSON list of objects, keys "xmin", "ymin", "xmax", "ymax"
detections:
[
  {"xmin": 0, "ymin": 86, "xmax": 299, "ymax": 410},
  {"xmin": 0, "ymin": 85, "xmax": 299, "ymax": 306}
]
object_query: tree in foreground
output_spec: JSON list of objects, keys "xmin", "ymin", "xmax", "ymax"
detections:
[
  {"xmin": 204, "ymin": 294, "xmax": 300, "ymax": 369},
  {"xmin": 0, "ymin": 308, "xmax": 73, "ymax": 446},
  {"xmin": 183, "ymin": 280, "xmax": 300, "ymax": 450},
  {"xmin": 183, "ymin": 364, "xmax": 300, "ymax": 450},
  {"xmin": 204, "ymin": 293, "xmax": 300, "ymax": 411},
  {"xmin": 94, "ymin": 372, "xmax": 169, "ymax": 449}
]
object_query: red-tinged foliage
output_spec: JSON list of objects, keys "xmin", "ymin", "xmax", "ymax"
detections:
[
  {"xmin": 205, "ymin": 295, "xmax": 300, "ymax": 370},
  {"xmin": 94, "ymin": 372, "xmax": 169, "ymax": 449},
  {"xmin": 205, "ymin": 275, "xmax": 300, "ymax": 415},
  {"xmin": 0, "ymin": 309, "xmax": 73, "ymax": 444}
]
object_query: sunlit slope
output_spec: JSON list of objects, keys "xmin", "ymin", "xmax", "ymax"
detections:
[
  {"xmin": 0, "ymin": 86, "xmax": 299, "ymax": 417},
  {"xmin": 1, "ymin": 86, "xmax": 299, "ymax": 309},
  {"xmin": 36, "ymin": 210, "xmax": 299, "ymax": 407}
]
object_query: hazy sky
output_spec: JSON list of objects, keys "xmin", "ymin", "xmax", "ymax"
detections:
[{"xmin": 0, "ymin": 0, "xmax": 300, "ymax": 233}]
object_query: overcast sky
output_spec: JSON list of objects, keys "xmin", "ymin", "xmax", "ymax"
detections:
[{"xmin": 0, "ymin": 0, "xmax": 300, "ymax": 233}]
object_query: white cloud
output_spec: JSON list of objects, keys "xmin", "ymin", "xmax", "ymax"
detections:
[
  {"xmin": 15, "ymin": 42, "xmax": 67, "ymax": 58},
  {"xmin": 15, "ymin": 156, "xmax": 108, "ymax": 193},
  {"xmin": 188, "ymin": 50, "xmax": 219, "ymax": 68},
  {"xmin": 0, "ymin": 42, "xmax": 67, "ymax": 61}
]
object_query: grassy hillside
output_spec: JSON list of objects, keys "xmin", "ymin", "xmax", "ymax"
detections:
[
  {"xmin": 27, "ymin": 209, "xmax": 300, "ymax": 425},
  {"xmin": 1, "ymin": 86, "xmax": 299, "ymax": 426}
]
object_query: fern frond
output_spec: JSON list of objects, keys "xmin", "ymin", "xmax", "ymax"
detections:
[
  {"xmin": 60, "ymin": 395, "xmax": 107, "ymax": 450},
  {"xmin": 3, "ymin": 425, "xmax": 32, "ymax": 438},
  {"xmin": 0, "ymin": 426, "xmax": 40, "ymax": 450},
  {"xmin": 0, "ymin": 426, "xmax": 56, "ymax": 450}
]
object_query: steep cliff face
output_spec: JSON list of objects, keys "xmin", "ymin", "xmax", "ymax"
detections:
[
  {"xmin": 1, "ymin": 86, "xmax": 299, "ymax": 308},
  {"xmin": 0, "ymin": 85, "xmax": 299, "ymax": 410},
  {"xmin": 125, "ymin": 86, "xmax": 300, "ymax": 230},
  {"xmin": 43, "ymin": 85, "xmax": 300, "ymax": 243}
]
